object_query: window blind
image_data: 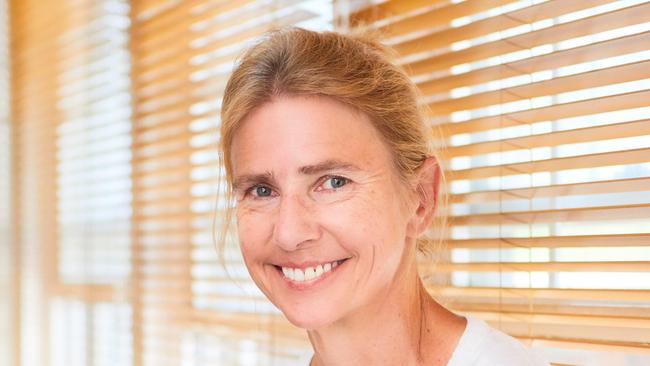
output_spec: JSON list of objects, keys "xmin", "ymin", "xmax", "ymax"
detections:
[
  {"xmin": 11, "ymin": 1, "xmax": 133, "ymax": 366},
  {"xmin": 9, "ymin": 1, "xmax": 649, "ymax": 366},
  {"xmin": 350, "ymin": 0, "xmax": 650, "ymax": 364},
  {"xmin": 129, "ymin": 1, "xmax": 332, "ymax": 365},
  {"xmin": 11, "ymin": 0, "xmax": 60, "ymax": 364},
  {"xmin": 10, "ymin": 1, "xmax": 335, "ymax": 365},
  {"xmin": 0, "ymin": 0, "xmax": 14, "ymax": 364},
  {"xmin": 52, "ymin": 2, "xmax": 135, "ymax": 365}
]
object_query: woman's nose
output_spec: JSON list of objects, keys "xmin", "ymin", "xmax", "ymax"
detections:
[{"xmin": 272, "ymin": 194, "xmax": 320, "ymax": 251}]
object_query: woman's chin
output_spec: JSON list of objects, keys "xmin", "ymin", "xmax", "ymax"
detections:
[{"xmin": 281, "ymin": 306, "xmax": 337, "ymax": 331}]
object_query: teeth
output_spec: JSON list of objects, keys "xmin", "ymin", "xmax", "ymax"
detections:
[
  {"xmin": 304, "ymin": 267, "xmax": 316, "ymax": 280},
  {"xmin": 294, "ymin": 268, "xmax": 305, "ymax": 281},
  {"xmin": 280, "ymin": 260, "xmax": 343, "ymax": 282},
  {"xmin": 282, "ymin": 267, "xmax": 291, "ymax": 278}
]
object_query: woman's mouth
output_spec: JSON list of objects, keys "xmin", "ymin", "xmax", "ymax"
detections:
[{"xmin": 273, "ymin": 258, "xmax": 349, "ymax": 287}]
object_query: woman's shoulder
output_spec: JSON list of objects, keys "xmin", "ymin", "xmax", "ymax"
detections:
[{"xmin": 446, "ymin": 316, "xmax": 550, "ymax": 366}]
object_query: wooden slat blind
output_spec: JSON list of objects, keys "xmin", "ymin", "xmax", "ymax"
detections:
[
  {"xmin": 9, "ymin": 1, "xmax": 335, "ymax": 364},
  {"xmin": 8, "ymin": 1, "xmax": 650, "ymax": 366},
  {"xmin": 130, "ymin": 1, "xmax": 332, "ymax": 365},
  {"xmin": 56, "ymin": 0, "xmax": 132, "ymax": 287},
  {"xmin": 11, "ymin": 1, "xmax": 134, "ymax": 366},
  {"xmin": 0, "ymin": 0, "xmax": 14, "ymax": 364},
  {"xmin": 351, "ymin": 0, "xmax": 650, "ymax": 364},
  {"xmin": 10, "ymin": 0, "xmax": 62, "ymax": 365}
]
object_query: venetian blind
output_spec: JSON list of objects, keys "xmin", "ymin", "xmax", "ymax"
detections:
[
  {"xmin": 52, "ymin": 1, "xmax": 134, "ymax": 366},
  {"xmin": 11, "ymin": 1, "xmax": 649, "ymax": 365},
  {"xmin": 129, "ymin": 1, "xmax": 332, "ymax": 365},
  {"xmin": 0, "ymin": 0, "xmax": 13, "ymax": 364},
  {"xmin": 11, "ymin": 1, "xmax": 133, "ymax": 366},
  {"xmin": 350, "ymin": 0, "xmax": 650, "ymax": 364},
  {"xmin": 10, "ymin": 1, "xmax": 339, "ymax": 366},
  {"xmin": 11, "ymin": 0, "xmax": 61, "ymax": 364}
]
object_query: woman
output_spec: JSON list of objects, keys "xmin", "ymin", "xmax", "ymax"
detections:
[{"xmin": 218, "ymin": 27, "xmax": 548, "ymax": 366}]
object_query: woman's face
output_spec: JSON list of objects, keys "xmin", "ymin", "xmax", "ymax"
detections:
[{"xmin": 230, "ymin": 95, "xmax": 419, "ymax": 330}]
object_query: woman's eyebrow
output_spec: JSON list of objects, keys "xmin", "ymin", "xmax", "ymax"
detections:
[
  {"xmin": 232, "ymin": 171, "xmax": 274, "ymax": 191},
  {"xmin": 298, "ymin": 159, "xmax": 362, "ymax": 175},
  {"xmin": 232, "ymin": 160, "xmax": 361, "ymax": 190}
]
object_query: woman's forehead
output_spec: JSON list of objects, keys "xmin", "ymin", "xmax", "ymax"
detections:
[{"xmin": 230, "ymin": 95, "xmax": 393, "ymax": 176}]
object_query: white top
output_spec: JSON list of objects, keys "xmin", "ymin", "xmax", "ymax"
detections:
[
  {"xmin": 447, "ymin": 316, "xmax": 550, "ymax": 366},
  {"xmin": 298, "ymin": 316, "xmax": 550, "ymax": 365}
]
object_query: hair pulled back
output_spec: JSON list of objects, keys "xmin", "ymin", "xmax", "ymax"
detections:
[{"xmin": 219, "ymin": 27, "xmax": 443, "ymax": 254}]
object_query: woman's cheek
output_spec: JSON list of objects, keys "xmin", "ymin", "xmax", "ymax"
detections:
[
  {"xmin": 236, "ymin": 210, "xmax": 270, "ymax": 254},
  {"xmin": 320, "ymin": 195, "xmax": 380, "ymax": 246}
]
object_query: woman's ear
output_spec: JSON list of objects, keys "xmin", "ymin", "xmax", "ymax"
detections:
[{"xmin": 406, "ymin": 156, "xmax": 441, "ymax": 238}]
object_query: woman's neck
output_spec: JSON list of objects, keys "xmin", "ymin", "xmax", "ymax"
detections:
[{"xmin": 305, "ymin": 257, "xmax": 466, "ymax": 366}]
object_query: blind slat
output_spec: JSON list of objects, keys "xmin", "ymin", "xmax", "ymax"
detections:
[
  {"xmin": 416, "ymin": 30, "xmax": 650, "ymax": 95},
  {"xmin": 404, "ymin": 2, "xmax": 650, "ymax": 75},
  {"xmin": 440, "ymin": 89, "xmax": 650, "ymax": 135},
  {"xmin": 447, "ymin": 234, "xmax": 650, "ymax": 249},
  {"xmin": 431, "ymin": 261, "xmax": 650, "ymax": 272},
  {"xmin": 431, "ymin": 286, "xmax": 650, "ymax": 302},
  {"xmin": 429, "ymin": 60, "xmax": 650, "ymax": 116},
  {"xmin": 451, "ymin": 177, "xmax": 650, "ymax": 204},
  {"xmin": 379, "ymin": 0, "xmax": 520, "ymax": 38},
  {"xmin": 350, "ymin": 0, "xmax": 447, "ymax": 24},
  {"xmin": 450, "ymin": 302, "xmax": 649, "ymax": 319},
  {"xmin": 449, "ymin": 203, "xmax": 650, "ymax": 225},
  {"xmin": 392, "ymin": 0, "xmax": 613, "ymax": 53},
  {"xmin": 445, "ymin": 118, "xmax": 650, "ymax": 158},
  {"xmin": 449, "ymin": 147, "xmax": 650, "ymax": 180}
]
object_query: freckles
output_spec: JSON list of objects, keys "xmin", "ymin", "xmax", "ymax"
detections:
[
  {"xmin": 237, "ymin": 209, "xmax": 274, "ymax": 252},
  {"xmin": 238, "ymin": 220, "xmax": 263, "ymax": 243},
  {"xmin": 236, "ymin": 204, "xmax": 267, "ymax": 225}
]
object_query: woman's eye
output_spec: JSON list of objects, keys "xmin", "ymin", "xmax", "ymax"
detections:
[
  {"xmin": 322, "ymin": 176, "xmax": 348, "ymax": 190},
  {"xmin": 252, "ymin": 185, "xmax": 273, "ymax": 197}
]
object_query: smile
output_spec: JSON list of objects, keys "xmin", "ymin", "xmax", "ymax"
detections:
[{"xmin": 274, "ymin": 259, "xmax": 349, "ymax": 284}]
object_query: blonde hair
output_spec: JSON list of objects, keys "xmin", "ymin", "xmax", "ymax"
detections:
[{"xmin": 217, "ymin": 27, "xmax": 445, "ymax": 257}]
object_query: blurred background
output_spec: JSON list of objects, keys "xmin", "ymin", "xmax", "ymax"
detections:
[{"xmin": 1, "ymin": 0, "xmax": 649, "ymax": 365}]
